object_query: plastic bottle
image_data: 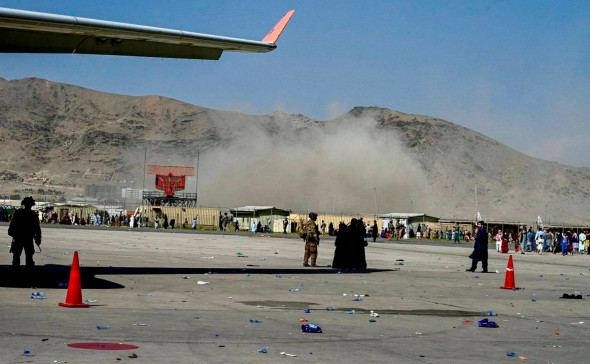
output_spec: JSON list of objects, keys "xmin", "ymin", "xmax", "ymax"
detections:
[
  {"xmin": 23, "ymin": 347, "xmax": 31, "ymax": 356},
  {"xmin": 96, "ymin": 325, "xmax": 111, "ymax": 330}
]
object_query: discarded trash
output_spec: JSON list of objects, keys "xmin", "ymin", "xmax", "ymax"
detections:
[
  {"xmin": 301, "ymin": 323, "xmax": 322, "ymax": 333},
  {"xmin": 288, "ymin": 288, "xmax": 300, "ymax": 292},
  {"xmin": 487, "ymin": 310, "xmax": 497, "ymax": 316},
  {"xmin": 132, "ymin": 323, "xmax": 148, "ymax": 326},
  {"xmin": 369, "ymin": 319, "xmax": 377, "ymax": 323},
  {"xmin": 518, "ymin": 355, "xmax": 528, "ymax": 360},
  {"xmin": 280, "ymin": 352, "xmax": 297, "ymax": 357},
  {"xmin": 506, "ymin": 352, "xmax": 516, "ymax": 357},
  {"xmin": 128, "ymin": 353, "xmax": 138, "ymax": 359},
  {"xmin": 554, "ymin": 329, "xmax": 560, "ymax": 336},
  {"xmin": 463, "ymin": 320, "xmax": 473, "ymax": 324},
  {"xmin": 352, "ymin": 295, "xmax": 363, "ymax": 302},
  {"xmin": 415, "ymin": 331, "xmax": 422, "ymax": 335},
  {"xmin": 67, "ymin": 342, "xmax": 139, "ymax": 350},
  {"xmin": 303, "ymin": 308, "xmax": 311, "ymax": 313},
  {"xmin": 346, "ymin": 310, "xmax": 355, "ymax": 315},
  {"xmin": 197, "ymin": 281, "xmax": 210, "ymax": 285},
  {"xmin": 370, "ymin": 310, "xmax": 380, "ymax": 317},
  {"xmin": 96, "ymin": 325, "xmax": 111, "ymax": 330},
  {"xmin": 257, "ymin": 347, "xmax": 268, "ymax": 354},
  {"xmin": 325, "ymin": 306, "xmax": 335, "ymax": 311},
  {"xmin": 249, "ymin": 319, "xmax": 262, "ymax": 324},
  {"xmin": 477, "ymin": 318, "xmax": 498, "ymax": 328},
  {"xmin": 531, "ymin": 294, "xmax": 537, "ymax": 302},
  {"xmin": 84, "ymin": 299, "xmax": 97, "ymax": 304},
  {"xmin": 23, "ymin": 347, "xmax": 32, "ymax": 356},
  {"xmin": 561, "ymin": 293, "xmax": 583, "ymax": 299},
  {"xmin": 182, "ymin": 276, "xmax": 191, "ymax": 279},
  {"xmin": 298, "ymin": 318, "xmax": 309, "ymax": 323},
  {"xmin": 31, "ymin": 291, "xmax": 46, "ymax": 300},
  {"xmin": 200, "ymin": 256, "xmax": 215, "ymax": 260},
  {"xmin": 236, "ymin": 252, "xmax": 248, "ymax": 257}
]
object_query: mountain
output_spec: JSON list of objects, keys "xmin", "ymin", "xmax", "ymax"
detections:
[{"xmin": 1, "ymin": 77, "xmax": 588, "ymax": 224}]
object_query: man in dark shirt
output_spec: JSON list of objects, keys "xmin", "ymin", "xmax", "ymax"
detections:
[
  {"xmin": 467, "ymin": 221, "xmax": 488, "ymax": 273},
  {"xmin": 8, "ymin": 197, "xmax": 42, "ymax": 268}
]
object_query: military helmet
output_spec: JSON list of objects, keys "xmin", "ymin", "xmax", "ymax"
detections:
[
  {"xmin": 21, "ymin": 196, "xmax": 36, "ymax": 207},
  {"xmin": 309, "ymin": 212, "xmax": 318, "ymax": 219}
]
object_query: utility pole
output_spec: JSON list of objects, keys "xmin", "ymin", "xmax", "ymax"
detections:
[
  {"xmin": 142, "ymin": 146, "xmax": 147, "ymax": 204},
  {"xmin": 474, "ymin": 182, "xmax": 479, "ymax": 223},
  {"xmin": 195, "ymin": 150, "xmax": 200, "ymax": 205},
  {"xmin": 373, "ymin": 187, "xmax": 378, "ymax": 218}
]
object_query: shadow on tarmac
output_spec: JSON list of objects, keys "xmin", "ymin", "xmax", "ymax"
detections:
[{"xmin": 0, "ymin": 265, "xmax": 393, "ymax": 289}]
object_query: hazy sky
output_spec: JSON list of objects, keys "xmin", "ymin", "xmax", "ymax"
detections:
[{"xmin": 1, "ymin": 0, "xmax": 589, "ymax": 167}]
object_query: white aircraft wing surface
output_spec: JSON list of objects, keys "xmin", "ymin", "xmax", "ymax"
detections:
[{"xmin": 0, "ymin": 7, "xmax": 294, "ymax": 60}]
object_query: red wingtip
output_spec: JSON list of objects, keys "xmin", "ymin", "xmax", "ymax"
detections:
[{"xmin": 262, "ymin": 9, "xmax": 295, "ymax": 44}]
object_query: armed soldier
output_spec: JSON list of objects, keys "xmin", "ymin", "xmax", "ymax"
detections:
[
  {"xmin": 302, "ymin": 212, "xmax": 320, "ymax": 267},
  {"xmin": 8, "ymin": 197, "xmax": 42, "ymax": 268}
]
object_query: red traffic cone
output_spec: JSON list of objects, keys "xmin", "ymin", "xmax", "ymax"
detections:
[
  {"xmin": 500, "ymin": 254, "xmax": 517, "ymax": 290},
  {"xmin": 59, "ymin": 251, "xmax": 90, "ymax": 308}
]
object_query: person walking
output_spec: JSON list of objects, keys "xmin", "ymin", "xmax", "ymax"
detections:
[
  {"xmin": 495, "ymin": 230, "xmax": 503, "ymax": 252},
  {"xmin": 467, "ymin": 221, "xmax": 488, "ymax": 273},
  {"xmin": 371, "ymin": 220, "xmax": 379, "ymax": 243},
  {"xmin": 8, "ymin": 197, "xmax": 42, "ymax": 268}
]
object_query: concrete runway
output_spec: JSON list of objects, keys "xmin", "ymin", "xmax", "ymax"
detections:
[{"xmin": 1, "ymin": 226, "xmax": 589, "ymax": 363}]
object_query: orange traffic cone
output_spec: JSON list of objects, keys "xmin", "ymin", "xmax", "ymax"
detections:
[
  {"xmin": 59, "ymin": 251, "xmax": 89, "ymax": 308},
  {"xmin": 500, "ymin": 254, "xmax": 517, "ymax": 289}
]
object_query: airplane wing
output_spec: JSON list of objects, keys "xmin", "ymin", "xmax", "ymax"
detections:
[{"xmin": 0, "ymin": 7, "xmax": 294, "ymax": 60}]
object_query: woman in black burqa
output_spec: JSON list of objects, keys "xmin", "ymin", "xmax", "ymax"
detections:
[
  {"xmin": 332, "ymin": 222, "xmax": 350, "ymax": 269},
  {"xmin": 352, "ymin": 218, "xmax": 368, "ymax": 270}
]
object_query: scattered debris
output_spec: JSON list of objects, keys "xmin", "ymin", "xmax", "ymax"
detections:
[
  {"xmin": 257, "ymin": 347, "xmax": 268, "ymax": 354},
  {"xmin": 280, "ymin": 352, "xmax": 297, "ymax": 357},
  {"xmin": 197, "ymin": 281, "xmax": 210, "ymax": 285},
  {"xmin": 561, "ymin": 293, "xmax": 583, "ymax": 299},
  {"xmin": 249, "ymin": 319, "xmax": 262, "ymax": 324},
  {"xmin": 477, "ymin": 318, "xmax": 498, "ymax": 328},
  {"xmin": 301, "ymin": 323, "xmax": 322, "ymax": 333},
  {"xmin": 96, "ymin": 325, "xmax": 111, "ymax": 330},
  {"xmin": 31, "ymin": 291, "xmax": 46, "ymax": 300}
]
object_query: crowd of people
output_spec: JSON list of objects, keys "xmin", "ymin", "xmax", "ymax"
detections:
[{"xmin": 492, "ymin": 227, "xmax": 589, "ymax": 256}]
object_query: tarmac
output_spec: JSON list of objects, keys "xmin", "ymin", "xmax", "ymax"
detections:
[{"xmin": 1, "ymin": 226, "xmax": 589, "ymax": 363}]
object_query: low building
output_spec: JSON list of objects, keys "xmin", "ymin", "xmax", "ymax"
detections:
[{"xmin": 230, "ymin": 206, "xmax": 290, "ymax": 232}]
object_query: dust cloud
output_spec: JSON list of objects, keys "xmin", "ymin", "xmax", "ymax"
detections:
[{"xmin": 190, "ymin": 113, "xmax": 431, "ymax": 214}]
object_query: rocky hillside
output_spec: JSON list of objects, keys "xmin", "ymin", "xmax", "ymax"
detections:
[{"xmin": 0, "ymin": 77, "xmax": 588, "ymax": 224}]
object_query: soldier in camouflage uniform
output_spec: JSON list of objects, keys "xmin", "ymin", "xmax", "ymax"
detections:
[{"xmin": 303, "ymin": 212, "xmax": 320, "ymax": 267}]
